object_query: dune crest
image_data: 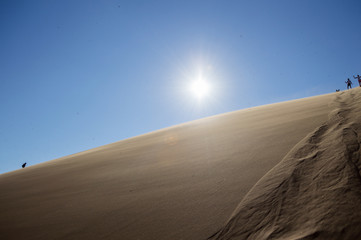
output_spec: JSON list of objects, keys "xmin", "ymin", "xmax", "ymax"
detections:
[{"xmin": 210, "ymin": 89, "xmax": 361, "ymax": 240}]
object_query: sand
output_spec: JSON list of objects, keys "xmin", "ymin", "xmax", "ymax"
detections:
[{"xmin": 1, "ymin": 88, "xmax": 360, "ymax": 240}]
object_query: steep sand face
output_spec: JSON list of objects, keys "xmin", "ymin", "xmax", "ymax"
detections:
[
  {"xmin": 0, "ymin": 92, "xmax": 336, "ymax": 240},
  {"xmin": 210, "ymin": 88, "xmax": 361, "ymax": 240}
]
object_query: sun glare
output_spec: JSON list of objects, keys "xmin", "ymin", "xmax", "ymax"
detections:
[{"xmin": 190, "ymin": 80, "xmax": 211, "ymax": 99}]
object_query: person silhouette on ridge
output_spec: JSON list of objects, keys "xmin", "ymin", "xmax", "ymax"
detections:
[
  {"xmin": 345, "ymin": 78, "xmax": 352, "ymax": 89},
  {"xmin": 353, "ymin": 74, "xmax": 361, "ymax": 87},
  {"xmin": 22, "ymin": 162, "xmax": 26, "ymax": 168}
]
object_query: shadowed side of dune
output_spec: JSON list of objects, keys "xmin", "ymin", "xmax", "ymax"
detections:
[{"xmin": 210, "ymin": 89, "xmax": 361, "ymax": 240}]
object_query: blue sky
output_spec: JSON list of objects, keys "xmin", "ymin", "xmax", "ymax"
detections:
[{"xmin": 1, "ymin": 0, "xmax": 361, "ymax": 173}]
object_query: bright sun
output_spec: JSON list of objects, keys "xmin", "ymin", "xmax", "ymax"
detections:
[{"xmin": 190, "ymin": 80, "xmax": 211, "ymax": 99}]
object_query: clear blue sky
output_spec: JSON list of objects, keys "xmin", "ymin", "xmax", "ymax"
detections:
[{"xmin": 1, "ymin": 0, "xmax": 361, "ymax": 173}]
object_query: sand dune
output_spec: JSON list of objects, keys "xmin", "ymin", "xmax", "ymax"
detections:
[{"xmin": 1, "ymin": 89, "xmax": 360, "ymax": 240}]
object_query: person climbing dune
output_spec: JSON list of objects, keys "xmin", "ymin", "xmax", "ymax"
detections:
[
  {"xmin": 345, "ymin": 78, "xmax": 352, "ymax": 89},
  {"xmin": 353, "ymin": 74, "xmax": 361, "ymax": 87}
]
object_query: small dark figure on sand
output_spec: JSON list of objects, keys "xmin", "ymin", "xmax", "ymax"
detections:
[
  {"xmin": 345, "ymin": 78, "xmax": 352, "ymax": 89},
  {"xmin": 336, "ymin": 89, "xmax": 340, "ymax": 92},
  {"xmin": 353, "ymin": 74, "xmax": 361, "ymax": 87},
  {"xmin": 22, "ymin": 162, "xmax": 27, "ymax": 168}
]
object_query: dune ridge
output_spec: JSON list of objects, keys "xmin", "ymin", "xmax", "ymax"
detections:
[{"xmin": 209, "ymin": 89, "xmax": 361, "ymax": 240}]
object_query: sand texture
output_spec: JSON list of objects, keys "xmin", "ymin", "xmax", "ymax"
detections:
[{"xmin": 1, "ymin": 89, "xmax": 360, "ymax": 240}]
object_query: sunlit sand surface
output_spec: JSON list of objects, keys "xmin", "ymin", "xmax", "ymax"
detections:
[{"xmin": 1, "ymin": 88, "xmax": 361, "ymax": 240}]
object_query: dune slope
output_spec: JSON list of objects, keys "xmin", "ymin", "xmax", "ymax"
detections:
[
  {"xmin": 210, "ymin": 89, "xmax": 361, "ymax": 240},
  {"xmin": 0, "ymin": 91, "xmax": 343, "ymax": 240}
]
